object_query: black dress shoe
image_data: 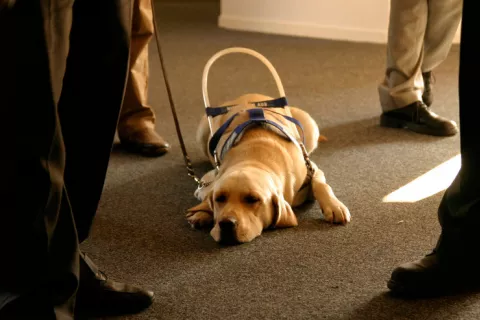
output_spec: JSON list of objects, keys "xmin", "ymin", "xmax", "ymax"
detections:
[
  {"xmin": 0, "ymin": 294, "xmax": 57, "ymax": 320},
  {"xmin": 422, "ymin": 71, "xmax": 434, "ymax": 107},
  {"xmin": 380, "ymin": 101, "xmax": 458, "ymax": 136},
  {"xmin": 120, "ymin": 127, "xmax": 170, "ymax": 157},
  {"xmin": 388, "ymin": 251, "xmax": 480, "ymax": 298},
  {"xmin": 75, "ymin": 254, "xmax": 154, "ymax": 317}
]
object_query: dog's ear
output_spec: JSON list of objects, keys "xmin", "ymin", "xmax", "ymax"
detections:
[
  {"xmin": 187, "ymin": 191, "xmax": 214, "ymax": 215},
  {"xmin": 271, "ymin": 193, "xmax": 298, "ymax": 228}
]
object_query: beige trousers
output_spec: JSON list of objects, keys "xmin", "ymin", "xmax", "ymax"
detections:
[
  {"xmin": 378, "ymin": 0, "xmax": 462, "ymax": 112},
  {"xmin": 118, "ymin": 0, "xmax": 156, "ymax": 137}
]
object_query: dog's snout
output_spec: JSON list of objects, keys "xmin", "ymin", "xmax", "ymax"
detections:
[{"xmin": 219, "ymin": 216, "xmax": 237, "ymax": 230}]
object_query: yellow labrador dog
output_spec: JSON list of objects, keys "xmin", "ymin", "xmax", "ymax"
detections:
[{"xmin": 186, "ymin": 93, "xmax": 350, "ymax": 244}]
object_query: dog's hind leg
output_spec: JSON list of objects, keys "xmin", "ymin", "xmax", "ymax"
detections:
[
  {"xmin": 196, "ymin": 114, "xmax": 211, "ymax": 158},
  {"xmin": 288, "ymin": 107, "xmax": 320, "ymax": 154}
]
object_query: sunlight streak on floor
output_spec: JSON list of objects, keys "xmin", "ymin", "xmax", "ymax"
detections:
[{"xmin": 383, "ymin": 154, "xmax": 461, "ymax": 203}]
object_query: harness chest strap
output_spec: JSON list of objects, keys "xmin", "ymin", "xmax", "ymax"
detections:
[
  {"xmin": 207, "ymin": 106, "xmax": 316, "ymax": 190},
  {"xmin": 208, "ymin": 108, "xmax": 305, "ymax": 161}
]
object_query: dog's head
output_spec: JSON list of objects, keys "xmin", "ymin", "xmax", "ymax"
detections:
[{"xmin": 207, "ymin": 167, "xmax": 298, "ymax": 244}]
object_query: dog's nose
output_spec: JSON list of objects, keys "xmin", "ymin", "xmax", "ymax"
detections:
[
  {"xmin": 218, "ymin": 216, "xmax": 238, "ymax": 245},
  {"xmin": 219, "ymin": 216, "xmax": 237, "ymax": 231}
]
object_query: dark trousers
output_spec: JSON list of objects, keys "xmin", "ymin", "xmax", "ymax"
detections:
[
  {"xmin": 0, "ymin": 0, "xmax": 132, "ymax": 318},
  {"xmin": 435, "ymin": 0, "xmax": 480, "ymax": 263}
]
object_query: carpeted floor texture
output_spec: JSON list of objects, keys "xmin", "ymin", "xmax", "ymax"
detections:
[{"xmin": 81, "ymin": 1, "xmax": 480, "ymax": 319}]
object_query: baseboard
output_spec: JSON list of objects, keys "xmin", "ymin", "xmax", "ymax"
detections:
[
  {"xmin": 219, "ymin": 14, "xmax": 388, "ymax": 44},
  {"xmin": 219, "ymin": 14, "xmax": 462, "ymax": 44}
]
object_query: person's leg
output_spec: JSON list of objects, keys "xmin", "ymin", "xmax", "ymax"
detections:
[
  {"xmin": 117, "ymin": 0, "xmax": 170, "ymax": 157},
  {"xmin": 0, "ymin": 1, "xmax": 79, "ymax": 319},
  {"xmin": 388, "ymin": 0, "xmax": 480, "ymax": 297},
  {"xmin": 378, "ymin": 0, "xmax": 458, "ymax": 136},
  {"xmin": 422, "ymin": 0, "xmax": 462, "ymax": 73},
  {"xmin": 58, "ymin": 0, "xmax": 132, "ymax": 243},
  {"xmin": 421, "ymin": 0, "xmax": 462, "ymax": 107},
  {"xmin": 379, "ymin": 0, "xmax": 428, "ymax": 111},
  {"xmin": 57, "ymin": 0, "xmax": 154, "ymax": 316},
  {"xmin": 432, "ymin": 0, "xmax": 478, "ymax": 263}
]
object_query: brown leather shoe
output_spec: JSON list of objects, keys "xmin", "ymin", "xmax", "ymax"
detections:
[
  {"xmin": 120, "ymin": 127, "xmax": 170, "ymax": 157},
  {"xmin": 388, "ymin": 251, "xmax": 480, "ymax": 298},
  {"xmin": 380, "ymin": 101, "xmax": 458, "ymax": 136}
]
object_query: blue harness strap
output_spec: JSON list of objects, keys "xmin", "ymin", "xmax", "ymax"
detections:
[
  {"xmin": 205, "ymin": 96, "xmax": 288, "ymax": 118},
  {"xmin": 208, "ymin": 107, "xmax": 306, "ymax": 161},
  {"xmin": 205, "ymin": 104, "xmax": 235, "ymax": 117},
  {"xmin": 252, "ymin": 96, "xmax": 288, "ymax": 108},
  {"xmin": 208, "ymin": 112, "xmax": 239, "ymax": 157}
]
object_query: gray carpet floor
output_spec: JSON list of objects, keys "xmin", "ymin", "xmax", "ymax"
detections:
[{"xmin": 81, "ymin": 1, "xmax": 480, "ymax": 319}]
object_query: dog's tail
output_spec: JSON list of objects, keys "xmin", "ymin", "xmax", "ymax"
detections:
[{"xmin": 318, "ymin": 135, "xmax": 328, "ymax": 143}]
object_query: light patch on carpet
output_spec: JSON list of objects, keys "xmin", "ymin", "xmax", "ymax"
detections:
[{"xmin": 383, "ymin": 154, "xmax": 461, "ymax": 203}]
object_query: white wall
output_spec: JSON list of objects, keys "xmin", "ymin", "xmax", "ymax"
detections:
[{"xmin": 219, "ymin": 0, "xmax": 461, "ymax": 44}]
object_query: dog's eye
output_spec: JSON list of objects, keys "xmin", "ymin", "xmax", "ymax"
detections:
[
  {"xmin": 244, "ymin": 195, "xmax": 259, "ymax": 204},
  {"xmin": 215, "ymin": 194, "xmax": 227, "ymax": 203}
]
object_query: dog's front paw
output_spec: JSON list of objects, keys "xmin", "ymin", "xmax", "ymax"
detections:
[
  {"xmin": 320, "ymin": 199, "xmax": 351, "ymax": 225},
  {"xmin": 186, "ymin": 211, "xmax": 214, "ymax": 229}
]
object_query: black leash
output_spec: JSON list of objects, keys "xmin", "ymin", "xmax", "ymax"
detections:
[{"xmin": 150, "ymin": 0, "xmax": 205, "ymax": 188}]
